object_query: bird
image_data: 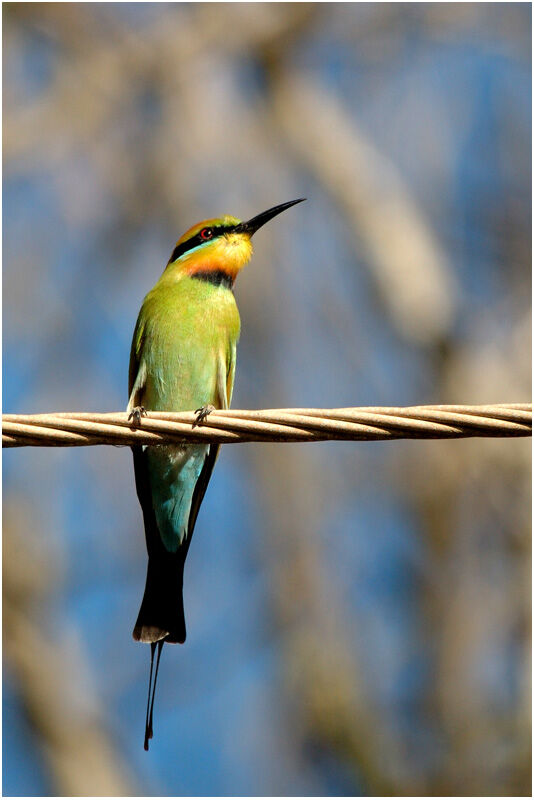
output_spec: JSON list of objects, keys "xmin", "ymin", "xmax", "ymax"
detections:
[{"xmin": 127, "ymin": 198, "xmax": 305, "ymax": 749}]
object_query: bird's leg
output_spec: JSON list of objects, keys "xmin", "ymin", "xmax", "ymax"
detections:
[
  {"xmin": 128, "ymin": 406, "xmax": 147, "ymax": 425},
  {"xmin": 193, "ymin": 404, "xmax": 215, "ymax": 428}
]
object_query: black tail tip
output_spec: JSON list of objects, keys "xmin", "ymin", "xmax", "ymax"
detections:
[
  {"xmin": 133, "ymin": 623, "xmax": 169, "ymax": 643},
  {"xmin": 133, "ymin": 623, "xmax": 186, "ymax": 644}
]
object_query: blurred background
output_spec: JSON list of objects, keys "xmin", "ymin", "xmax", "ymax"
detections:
[{"xmin": 3, "ymin": 3, "xmax": 531, "ymax": 796}]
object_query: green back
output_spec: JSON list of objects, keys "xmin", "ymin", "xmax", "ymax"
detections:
[{"xmin": 129, "ymin": 275, "xmax": 240, "ymax": 412}]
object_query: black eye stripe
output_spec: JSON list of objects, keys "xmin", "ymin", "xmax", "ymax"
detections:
[{"xmin": 168, "ymin": 224, "xmax": 237, "ymax": 263}]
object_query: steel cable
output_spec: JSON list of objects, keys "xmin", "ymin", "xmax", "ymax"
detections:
[{"xmin": 2, "ymin": 403, "xmax": 531, "ymax": 448}]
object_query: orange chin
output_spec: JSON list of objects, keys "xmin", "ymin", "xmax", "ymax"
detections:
[{"xmin": 182, "ymin": 233, "xmax": 253, "ymax": 280}]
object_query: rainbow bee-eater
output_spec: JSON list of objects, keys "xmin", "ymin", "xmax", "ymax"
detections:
[{"xmin": 127, "ymin": 198, "xmax": 305, "ymax": 749}]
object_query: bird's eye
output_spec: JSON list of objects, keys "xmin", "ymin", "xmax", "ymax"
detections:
[{"xmin": 200, "ymin": 228, "xmax": 213, "ymax": 241}]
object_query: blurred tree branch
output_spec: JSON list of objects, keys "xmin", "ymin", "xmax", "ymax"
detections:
[
  {"xmin": 3, "ymin": 499, "xmax": 135, "ymax": 796},
  {"xmin": 265, "ymin": 69, "xmax": 458, "ymax": 345}
]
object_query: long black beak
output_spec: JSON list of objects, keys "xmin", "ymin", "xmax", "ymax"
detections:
[{"xmin": 234, "ymin": 198, "xmax": 305, "ymax": 236}]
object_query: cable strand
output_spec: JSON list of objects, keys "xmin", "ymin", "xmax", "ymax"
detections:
[{"xmin": 2, "ymin": 404, "xmax": 531, "ymax": 448}]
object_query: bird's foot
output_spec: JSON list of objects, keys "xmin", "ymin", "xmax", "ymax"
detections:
[
  {"xmin": 193, "ymin": 404, "xmax": 215, "ymax": 428},
  {"xmin": 128, "ymin": 406, "xmax": 147, "ymax": 425}
]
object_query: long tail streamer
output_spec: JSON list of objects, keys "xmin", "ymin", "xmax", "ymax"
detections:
[{"xmin": 144, "ymin": 640, "xmax": 164, "ymax": 751}]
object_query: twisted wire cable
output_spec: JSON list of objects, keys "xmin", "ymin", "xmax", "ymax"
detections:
[{"xmin": 2, "ymin": 403, "xmax": 531, "ymax": 448}]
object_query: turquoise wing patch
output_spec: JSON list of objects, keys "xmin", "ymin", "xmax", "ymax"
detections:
[{"xmin": 147, "ymin": 444, "xmax": 210, "ymax": 553}]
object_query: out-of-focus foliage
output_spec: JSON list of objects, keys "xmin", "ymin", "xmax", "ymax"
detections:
[{"xmin": 3, "ymin": 3, "xmax": 531, "ymax": 796}]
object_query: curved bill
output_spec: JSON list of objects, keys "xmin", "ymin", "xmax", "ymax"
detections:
[{"xmin": 233, "ymin": 198, "xmax": 306, "ymax": 236}]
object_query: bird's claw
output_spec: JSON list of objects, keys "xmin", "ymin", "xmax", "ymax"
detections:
[
  {"xmin": 128, "ymin": 406, "xmax": 147, "ymax": 425},
  {"xmin": 193, "ymin": 404, "xmax": 215, "ymax": 428}
]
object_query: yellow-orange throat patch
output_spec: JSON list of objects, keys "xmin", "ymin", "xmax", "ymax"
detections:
[{"xmin": 180, "ymin": 233, "xmax": 253, "ymax": 280}]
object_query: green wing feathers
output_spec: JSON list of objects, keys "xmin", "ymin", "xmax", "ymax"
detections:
[
  {"xmin": 129, "ymin": 275, "xmax": 240, "ymax": 642},
  {"xmin": 128, "ymin": 277, "xmax": 240, "ymax": 413}
]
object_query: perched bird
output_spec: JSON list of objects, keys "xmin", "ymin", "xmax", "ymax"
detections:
[{"xmin": 127, "ymin": 199, "xmax": 305, "ymax": 749}]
